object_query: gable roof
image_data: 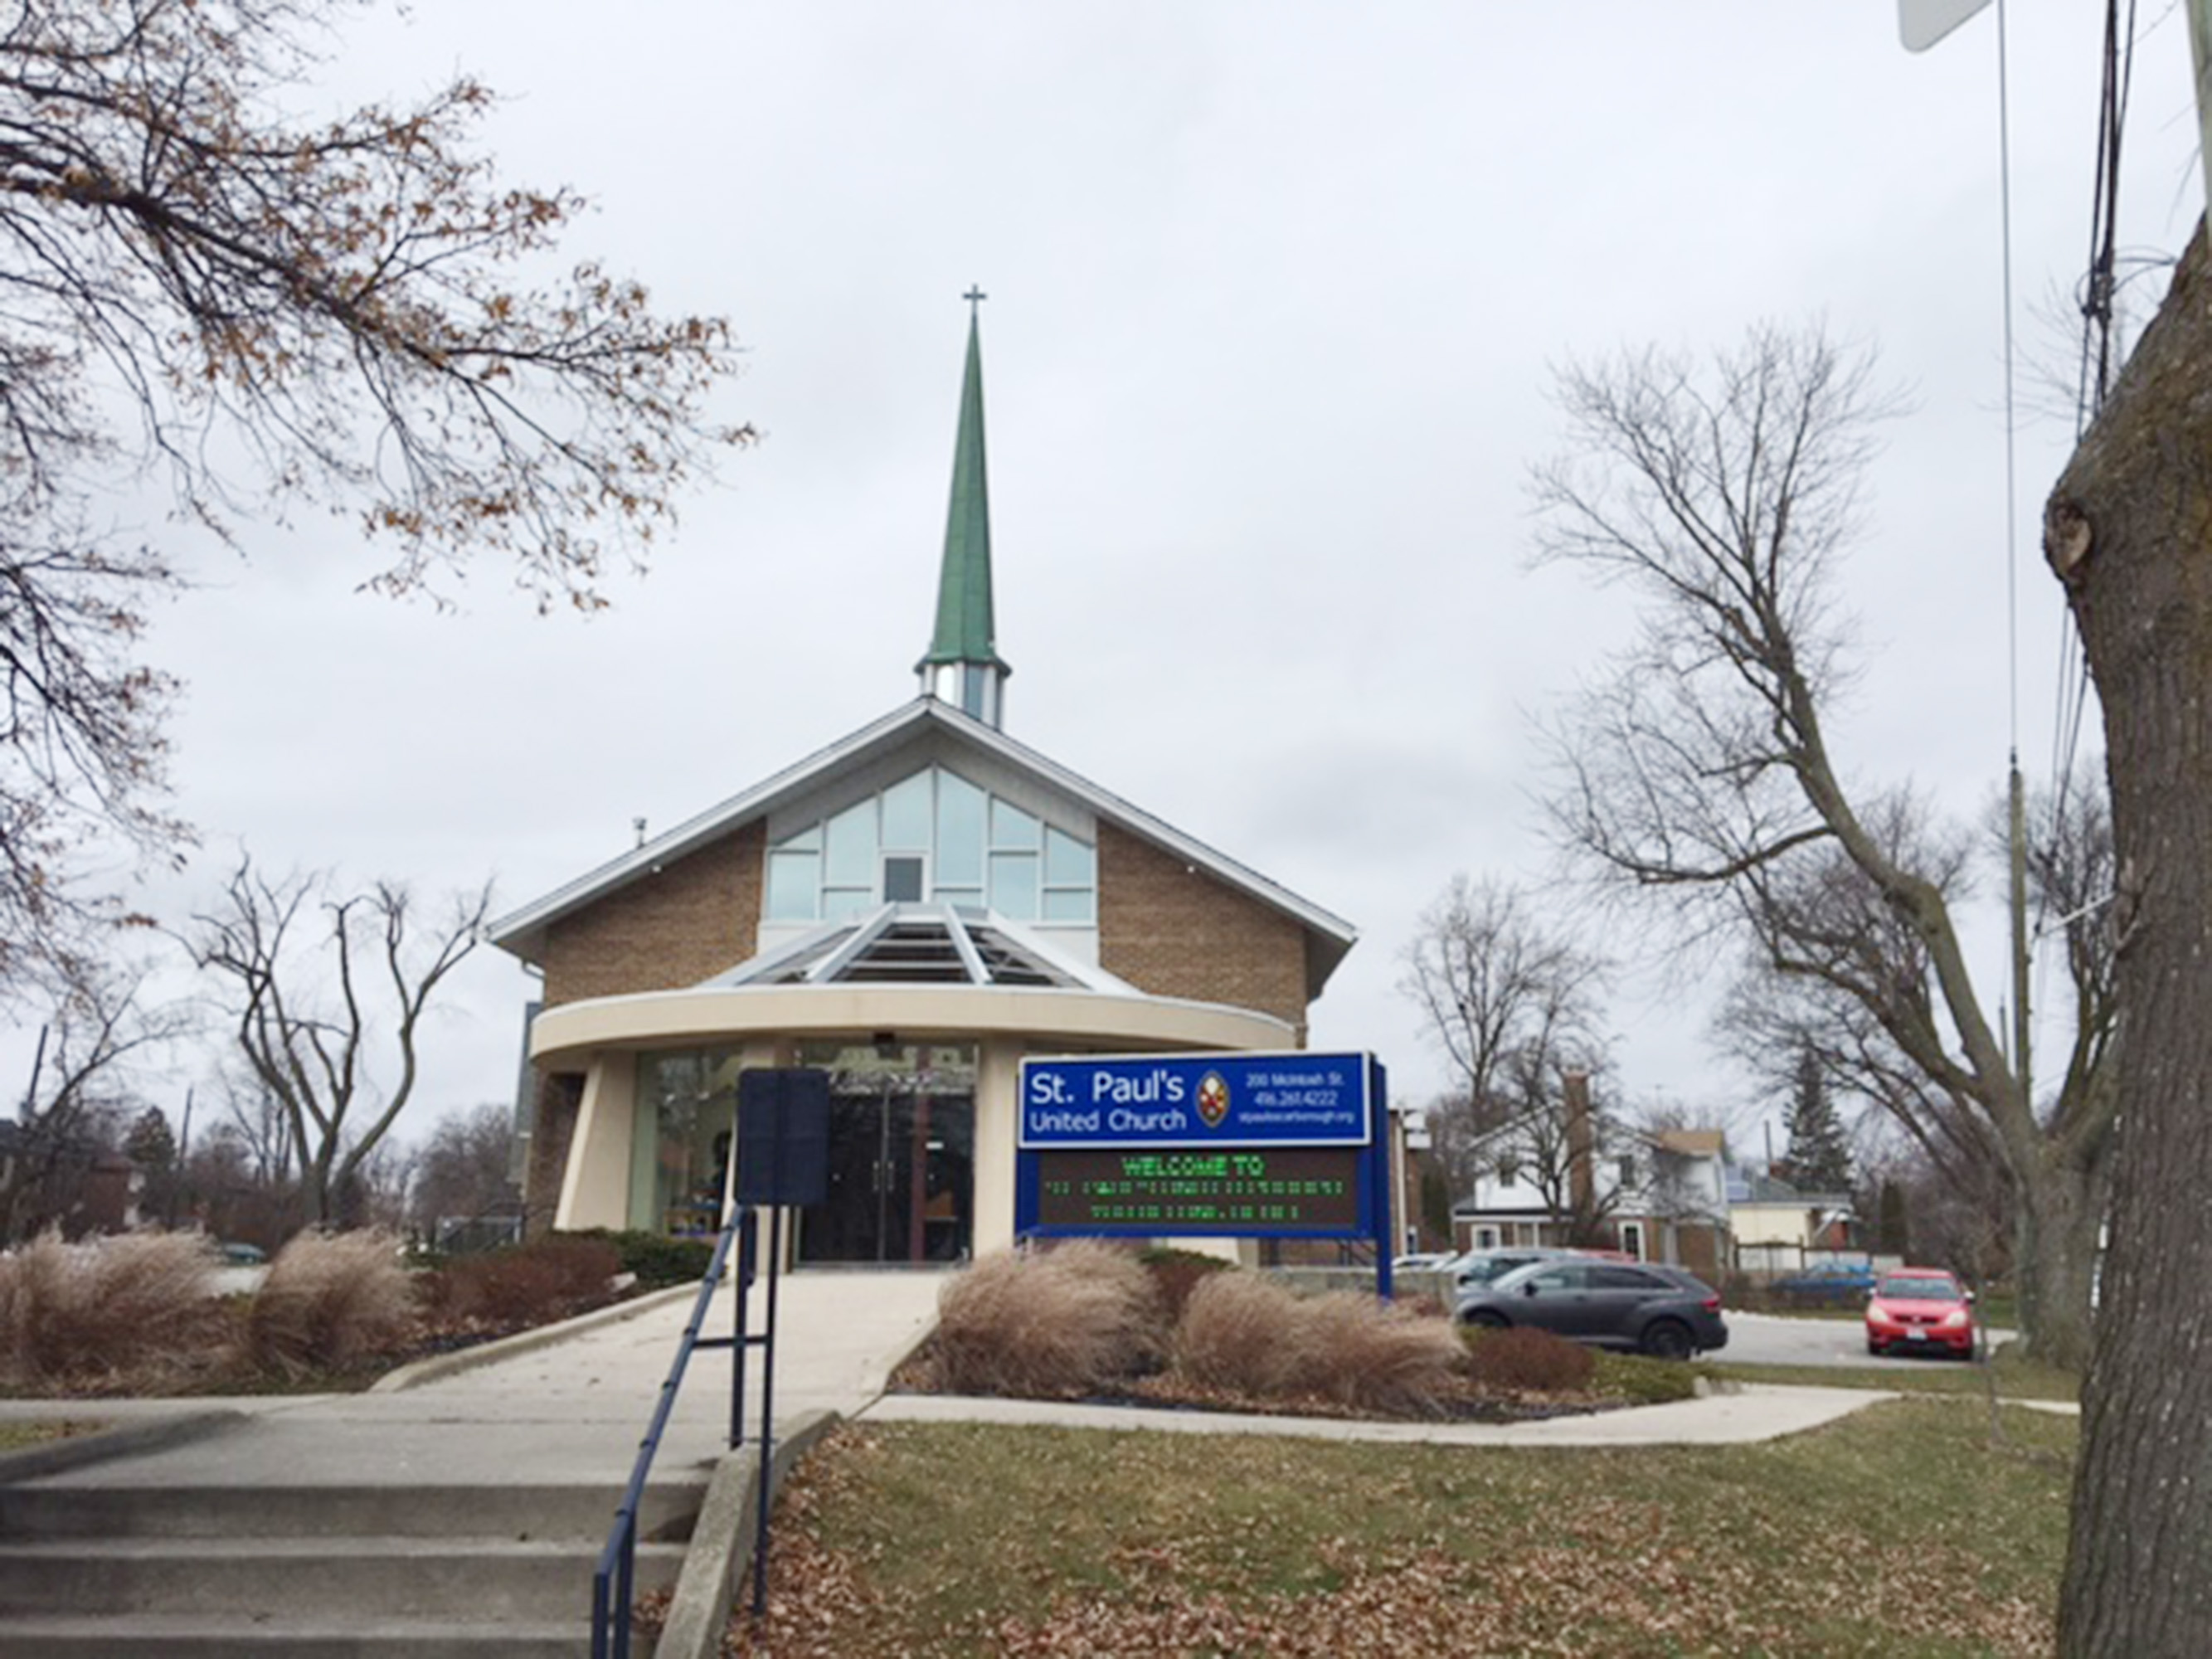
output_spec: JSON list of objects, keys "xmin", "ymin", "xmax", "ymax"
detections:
[{"xmin": 488, "ymin": 697, "xmax": 1358, "ymax": 991}]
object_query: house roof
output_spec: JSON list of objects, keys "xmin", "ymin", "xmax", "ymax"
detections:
[
  {"xmin": 1651, "ymin": 1128, "xmax": 1725, "ymax": 1158},
  {"xmin": 488, "ymin": 697, "xmax": 1358, "ymax": 994}
]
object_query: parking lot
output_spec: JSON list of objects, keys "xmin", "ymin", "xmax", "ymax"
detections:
[{"xmin": 1721, "ymin": 1308, "xmax": 2002, "ymax": 1369}]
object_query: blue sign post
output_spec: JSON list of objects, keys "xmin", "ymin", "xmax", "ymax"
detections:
[{"xmin": 1014, "ymin": 1051, "xmax": 1393, "ymax": 1299}]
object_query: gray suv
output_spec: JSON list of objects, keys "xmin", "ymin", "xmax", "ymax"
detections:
[{"xmin": 1456, "ymin": 1259, "xmax": 1729, "ymax": 1360}]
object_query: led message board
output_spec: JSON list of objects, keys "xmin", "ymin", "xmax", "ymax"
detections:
[{"xmin": 1014, "ymin": 1052, "xmax": 1393, "ymax": 1283}]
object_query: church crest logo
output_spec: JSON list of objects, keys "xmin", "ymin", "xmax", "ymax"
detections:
[{"xmin": 1196, "ymin": 1071, "xmax": 1231, "ymax": 1129}]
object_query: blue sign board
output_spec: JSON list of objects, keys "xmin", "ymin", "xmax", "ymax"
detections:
[
  {"xmin": 1014, "ymin": 1051, "xmax": 1397, "ymax": 1296},
  {"xmin": 1017, "ymin": 1051, "xmax": 1370, "ymax": 1150}
]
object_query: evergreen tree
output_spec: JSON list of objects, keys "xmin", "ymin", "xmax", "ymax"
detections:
[{"xmin": 1782, "ymin": 1047, "xmax": 1854, "ymax": 1194}]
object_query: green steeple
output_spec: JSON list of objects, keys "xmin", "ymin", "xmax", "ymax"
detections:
[{"xmin": 917, "ymin": 294, "xmax": 1010, "ymax": 727}]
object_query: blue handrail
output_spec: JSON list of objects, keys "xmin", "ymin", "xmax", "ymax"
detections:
[{"xmin": 591, "ymin": 1209, "xmax": 751, "ymax": 1659}]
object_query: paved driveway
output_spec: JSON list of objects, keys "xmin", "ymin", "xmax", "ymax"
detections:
[{"xmin": 1722, "ymin": 1309, "xmax": 2005, "ymax": 1369}]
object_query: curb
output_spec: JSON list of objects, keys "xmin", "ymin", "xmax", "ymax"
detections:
[
  {"xmin": 654, "ymin": 1407, "xmax": 843, "ymax": 1659},
  {"xmin": 0, "ymin": 1409, "xmax": 246, "ymax": 1484},
  {"xmin": 370, "ymin": 1279, "xmax": 708, "ymax": 1393}
]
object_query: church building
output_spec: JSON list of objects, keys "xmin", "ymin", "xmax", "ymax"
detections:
[{"xmin": 491, "ymin": 309, "xmax": 1359, "ymax": 1264}]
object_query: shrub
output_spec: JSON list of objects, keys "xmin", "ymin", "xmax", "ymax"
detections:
[
  {"xmin": 934, "ymin": 1240, "xmax": 1165, "ymax": 1397},
  {"xmin": 248, "ymin": 1229, "xmax": 420, "ymax": 1378},
  {"xmin": 1174, "ymin": 1269, "xmax": 1309, "ymax": 1396},
  {"xmin": 0, "ymin": 1230, "xmax": 227, "ymax": 1393},
  {"xmin": 1591, "ymin": 1350, "xmax": 1699, "ymax": 1404},
  {"xmin": 1136, "ymin": 1246, "xmax": 1234, "ymax": 1324},
  {"xmin": 1297, "ymin": 1292, "xmax": 1465, "ymax": 1418},
  {"xmin": 567, "ymin": 1228, "xmax": 714, "ymax": 1288},
  {"xmin": 1175, "ymin": 1275, "xmax": 1462, "ymax": 1417},
  {"xmin": 429, "ymin": 1234, "xmax": 624, "ymax": 1328},
  {"xmin": 1461, "ymin": 1324, "xmax": 1597, "ymax": 1394}
]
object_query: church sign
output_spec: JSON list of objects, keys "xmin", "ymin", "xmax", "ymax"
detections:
[{"xmin": 1014, "ymin": 1052, "xmax": 1395, "ymax": 1285}]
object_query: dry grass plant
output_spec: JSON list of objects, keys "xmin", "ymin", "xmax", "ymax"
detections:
[
  {"xmin": 934, "ymin": 1240, "xmax": 1166, "ymax": 1398},
  {"xmin": 1299, "ymin": 1291, "xmax": 1465, "ymax": 1417},
  {"xmin": 1173, "ymin": 1268, "xmax": 1310, "ymax": 1397},
  {"xmin": 0, "ymin": 1230, "xmax": 227, "ymax": 1393},
  {"xmin": 248, "ymin": 1228, "xmax": 420, "ymax": 1378},
  {"xmin": 1175, "ymin": 1274, "xmax": 1462, "ymax": 1416}
]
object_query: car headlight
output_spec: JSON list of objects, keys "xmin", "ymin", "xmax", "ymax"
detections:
[{"xmin": 1940, "ymin": 1309, "xmax": 1969, "ymax": 1329}]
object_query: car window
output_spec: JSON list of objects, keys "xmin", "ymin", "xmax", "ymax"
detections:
[
  {"xmin": 1877, "ymin": 1274, "xmax": 1961, "ymax": 1300},
  {"xmin": 1591, "ymin": 1266, "xmax": 1667, "ymax": 1290},
  {"xmin": 1523, "ymin": 1264, "xmax": 1587, "ymax": 1292}
]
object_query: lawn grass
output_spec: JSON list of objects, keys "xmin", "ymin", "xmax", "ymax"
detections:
[
  {"xmin": 734, "ymin": 1399, "xmax": 2071, "ymax": 1656},
  {"xmin": 0, "ymin": 1420, "xmax": 100, "ymax": 1452}
]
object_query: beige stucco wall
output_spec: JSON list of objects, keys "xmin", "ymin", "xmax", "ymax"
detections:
[
  {"xmin": 1731, "ymin": 1202, "xmax": 1822, "ymax": 1248},
  {"xmin": 540, "ymin": 982, "xmax": 1296, "ymax": 1251}
]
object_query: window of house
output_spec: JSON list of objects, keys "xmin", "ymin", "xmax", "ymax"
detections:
[{"xmin": 766, "ymin": 766, "xmax": 1095, "ymax": 923}]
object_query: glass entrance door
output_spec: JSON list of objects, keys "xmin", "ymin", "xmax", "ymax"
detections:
[{"xmin": 795, "ymin": 1042, "xmax": 975, "ymax": 1264}]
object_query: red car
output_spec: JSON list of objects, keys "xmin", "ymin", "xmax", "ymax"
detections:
[{"xmin": 1865, "ymin": 1268, "xmax": 1976, "ymax": 1359}]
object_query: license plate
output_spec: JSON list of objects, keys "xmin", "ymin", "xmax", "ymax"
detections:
[{"xmin": 1907, "ymin": 1330, "xmax": 1925, "ymax": 1341}]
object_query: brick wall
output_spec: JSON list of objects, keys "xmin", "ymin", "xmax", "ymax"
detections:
[
  {"xmin": 523, "ymin": 1072, "xmax": 584, "ymax": 1238},
  {"xmin": 1095, "ymin": 822, "xmax": 1310, "ymax": 1039},
  {"xmin": 539, "ymin": 822, "xmax": 765, "ymax": 1009}
]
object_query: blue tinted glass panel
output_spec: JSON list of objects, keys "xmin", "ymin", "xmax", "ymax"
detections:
[
  {"xmin": 765, "ymin": 850, "xmax": 819, "ymax": 920},
  {"xmin": 936, "ymin": 772, "xmax": 985, "ymax": 883},
  {"xmin": 935, "ymin": 885, "xmax": 982, "ymax": 908},
  {"xmin": 773, "ymin": 824, "xmax": 821, "ymax": 853},
  {"xmin": 989, "ymin": 851, "xmax": 1038, "ymax": 919},
  {"xmin": 881, "ymin": 771, "xmax": 931, "ymax": 849},
  {"xmin": 823, "ymin": 887, "xmax": 873, "ymax": 922},
  {"xmin": 1042, "ymin": 888, "xmax": 1095, "ymax": 923},
  {"xmin": 990, "ymin": 799, "xmax": 1041, "ymax": 850},
  {"xmin": 824, "ymin": 801, "xmax": 877, "ymax": 887},
  {"xmin": 1043, "ymin": 828, "xmax": 1094, "ymax": 887}
]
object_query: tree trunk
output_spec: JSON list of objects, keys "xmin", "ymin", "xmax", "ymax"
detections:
[
  {"xmin": 2006, "ymin": 1146, "xmax": 2101, "ymax": 1374},
  {"xmin": 2045, "ymin": 219, "xmax": 2212, "ymax": 1657}
]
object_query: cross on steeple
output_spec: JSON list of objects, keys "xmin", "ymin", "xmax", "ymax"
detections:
[{"xmin": 964, "ymin": 285, "xmax": 987, "ymax": 313}]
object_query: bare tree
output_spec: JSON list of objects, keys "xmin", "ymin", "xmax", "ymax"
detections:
[
  {"xmin": 1398, "ymin": 875, "xmax": 1610, "ymax": 1199},
  {"xmin": 409, "ymin": 1101, "xmax": 520, "ymax": 1238},
  {"xmin": 0, "ymin": 948, "xmax": 195, "ymax": 1241},
  {"xmin": 2043, "ymin": 217, "xmax": 2212, "ymax": 1653},
  {"xmin": 190, "ymin": 858, "xmax": 490, "ymax": 1227},
  {"xmin": 0, "ymin": 0, "xmax": 746, "ymax": 979},
  {"xmin": 1534, "ymin": 324, "xmax": 2112, "ymax": 1369}
]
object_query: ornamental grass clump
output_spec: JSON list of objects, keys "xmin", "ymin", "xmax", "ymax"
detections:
[
  {"xmin": 247, "ymin": 1228, "xmax": 420, "ymax": 1378},
  {"xmin": 0, "ymin": 1230, "xmax": 226, "ymax": 1394},
  {"xmin": 934, "ymin": 1240, "xmax": 1166, "ymax": 1398},
  {"xmin": 1175, "ymin": 1272, "xmax": 1463, "ymax": 1417},
  {"xmin": 1298, "ymin": 1290, "xmax": 1465, "ymax": 1418},
  {"xmin": 1172, "ymin": 1267, "xmax": 1310, "ymax": 1398}
]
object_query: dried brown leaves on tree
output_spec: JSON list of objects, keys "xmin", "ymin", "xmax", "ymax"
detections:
[{"xmin": 0, "ymin": 0, "xmax": 747, "ymax": 973}]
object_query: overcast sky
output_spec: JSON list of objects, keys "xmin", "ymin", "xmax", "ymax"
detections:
[{"xmin": 22, "ymin": 3, "xmax": 2205, "ymax": 1157}]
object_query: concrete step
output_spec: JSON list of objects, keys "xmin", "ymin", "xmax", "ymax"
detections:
[
  {"xmin": 0, "ymin": 1535, "xmax": 687, "ymax": 1622},
  {"xmin": 0, "ymin": 1612, "xmax": 625, "ymax": 1657},
  {"xmin": 0, "ymin": 1479, "xmax": 705, "ymax": 1542}
]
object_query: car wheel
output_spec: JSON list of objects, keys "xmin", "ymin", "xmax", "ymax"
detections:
[
  {"xmin": 1462, "ymin": 1310, "xmax": 1508, "ymax": 1331},
  {"xmin": 1866, "ymin": 1338, "xmax": 1883, "ymax": 1357},
  {"xmin": 1640, "ymin": 1319, "xmax": 1693, "ymax": 1361}
]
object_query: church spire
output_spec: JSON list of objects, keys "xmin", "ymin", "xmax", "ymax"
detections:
[{"xmin": 917, "ymin": 289, "xmax": 1011, "ymax": 727}]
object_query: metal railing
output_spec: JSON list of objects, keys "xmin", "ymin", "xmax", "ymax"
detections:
[{"xmin": 590, "ymin": 1206, "xmax": 756, "ymax": 1659}]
